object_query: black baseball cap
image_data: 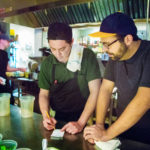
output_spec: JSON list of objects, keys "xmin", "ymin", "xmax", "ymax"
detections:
[
  {"xmin": 0, "ymin": 34, "xmax": 12, "ymax": 42},
  {"xmin": 89, "ymin": 12, "xmax": 137, "ymax": 38}
]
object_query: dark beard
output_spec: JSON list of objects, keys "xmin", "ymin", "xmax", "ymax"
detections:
[{"xmin": 112, "ymin": 43, "xmax": 128, "ymax": 61}]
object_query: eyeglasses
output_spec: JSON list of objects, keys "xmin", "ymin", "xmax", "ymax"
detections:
[{"xmin": 101, "ymin": 39, "xmax": 119, "ymax": 49}]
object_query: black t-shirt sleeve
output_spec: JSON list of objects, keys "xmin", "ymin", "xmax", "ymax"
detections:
[{"xmin": 104, "ymin": 59, "xmax": 115, "ymax": 82}]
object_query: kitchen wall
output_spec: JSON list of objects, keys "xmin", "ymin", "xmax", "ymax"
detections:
[
  {"xmin": 41, "ymin": 21, "xmax": 148, "ymax": 49},
  {"xmin": 34, "ymin": 28, "xmax": 42, "ymax": 56},
  {"xmin": 3, "ymin": 20, "xmax": 148, "ymax": 71},
  {"xmin": 8, "ymin": 21, "xmax": 149, "ymax": 67},
  {"xmin": 10, "ymin": 23, "xmax": 35, "ymax": 68}
]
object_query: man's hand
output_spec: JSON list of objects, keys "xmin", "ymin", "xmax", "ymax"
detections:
[
  {"xmin": 95, "ymin": 123, "xmax": 105, "ymax": 130},
  {"xmin": 43, "ymin": 117, "xmax": 57, "ymax": 130},
  {"xmin": 61, "ymin": 121, "xmax": 84, "ymax": 134},
  {"xmin": 83, "ymin": 123, "xmax": 108, "ymax": 144},
  {"xmin": 0, "ymin": 78, "xmax": 3, "ymax": 85},
  {"xmin": 0, "ymin": 77, "xmax": 6, "ymax": 85},
  {"xmin": 18, "ymin": 68, "xmax": 26, "ymax": 72}
]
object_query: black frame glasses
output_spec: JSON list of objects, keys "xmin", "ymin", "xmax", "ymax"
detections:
[{"xmin": 101, "ymin": 39, "xmax": 119, "ymax": 49}]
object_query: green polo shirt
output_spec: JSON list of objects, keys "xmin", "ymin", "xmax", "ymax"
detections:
[{"xmin": 38, "ymin": 48, "xmax": 101, "ymax": 99}]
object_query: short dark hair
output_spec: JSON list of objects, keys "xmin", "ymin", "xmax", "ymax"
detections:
[{"xmin": 47, "ymin": 22, "xmax": 72, "ymax": 43}]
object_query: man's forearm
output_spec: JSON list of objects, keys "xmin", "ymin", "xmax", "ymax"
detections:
[
  {"xmin": 96, "ymin": 88, "xmax": 112, "ymax": 124},
  {"xmin": 39, "ymin": 94, "xmax": 50, "ymax": 118},
  {"xmin": 78, "ymin": 95, "xmax": 97, "ymax": 127},
  {"xmin": 78, "ymin": 79, "xmax": 101, "ymax": 127},
  {"xmin": 7, "ymin": 64, "xmax": 26, "ymax": 72},
  {"xmin": 7, "ymin": 67, "xmax": 19, "ymax": 72},
  {"xmin": 104, "ymin": 93, "xmax": 150, "ymax": 140}
]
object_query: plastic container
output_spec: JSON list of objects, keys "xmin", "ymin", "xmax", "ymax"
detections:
[
  {"xmin": 0, "ymin": 140, "xmax": 17, "ymax": 150},
  {"xmin": 0, "ymin": 93, "xmax": 11, "ymax": 116},
  {"xmin": 24, "ymin": 72, "xmax": 30, "ymax": 78},
  {"xmin": 20, "ymin": 95, "xmax": 35, "ymax": 118}
]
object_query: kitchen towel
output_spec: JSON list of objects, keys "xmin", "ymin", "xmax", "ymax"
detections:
[
  {"xmin": 66, "ymin": 44, "xmax": 84, "ymax": 72},
  {"xmin": 95, "ymin": 139, "xmax": 121, "ymax": 150}
]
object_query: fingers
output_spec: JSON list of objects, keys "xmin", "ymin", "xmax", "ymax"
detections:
[
  {"xmin": 84, "ymin": 129, "xmax": 96, "ymax": 144},
  {"xmin": 43, "ymin": 118, "xmax": 56, "ymax": 130},
  {"xmin": 0, "ymin": 78, "xmax": 5, "ymax": 85},
  {"xmin": 43, "ymin": 120, "xmax": 55, "ymax": 130},
  {"xmin": 83, "ymin": 127, "xmax": 95, "ymax": 144},
  {"xmin": 61, "ymin": 122, "xmax": 82, "ymax": 134},
  {"xmin": 51, "ymin": 117, "xmax": 57, "ymax": 124},
  {"xmin": 83, "ymin": 126, "xmax": 98, "ymax": 141},
  {"xmin": 83, "ymin": 127, "xmax": 91, "ymax": 138},
  {"xmin": 87, "ymin": 138, "xmax": 95, "ymax": 144},
  {"xmin": 84, "ymin": 125, "xmax": 106, "ymax": 143},
  {"xmin": 83, "ymin": 126, "xmax": 95, "ymax": 136},
  {"xmin": 84, "ymin": 133, "xmax": 94, "ymax": 141},
  {"xmin": 19, "ymin": 68, "xmax": 26, "ymax": 72},
  {"xmin": 0, "ymin": 80, "xmax": 2, "ymax": 84},
  {"xmin": 61, "ymin": 123, "xmax": 69, "ymax": 132},
  {"xmin": 46, "ymin": 117, "xmax": 55, "ymax": 126}
]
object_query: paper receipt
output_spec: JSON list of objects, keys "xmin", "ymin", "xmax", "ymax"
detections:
[{"xmin": 51, "ymin": 129, "xmax": 64, "ymax": 138}]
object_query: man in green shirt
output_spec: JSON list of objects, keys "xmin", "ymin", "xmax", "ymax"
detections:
[{"xmin": 38, "ymin": 22, "xmax": 101, "ymax": 134}]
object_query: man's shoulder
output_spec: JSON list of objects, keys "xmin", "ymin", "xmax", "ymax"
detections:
[
  {"xmin": 83, "ymin": 47, "xmax": 94, "ymax": 53},
  {"xmin": 42, "ymin": 54, "xmax": 54, "ymax": 64},
  {"xmin": 141, "ymin": 40, "xmax": 150, "ymax": 45},
  {"xmin": 0, "ymin": 50, "xmax": 8, "ymax": 60},
  {"xmin": 83, "ymin": 48, "xmax": 96, "ymax": 58},
  {"xmin": 107, "ymin": 59, "xmax": 116, "ymax": 65},
  {"xmin": 140, "ymin": 40, "xmax": 150, "ymax": 58},
  {"xmin": 141, "ymin": 40, "xmax": 150, "ymax": 51},
  {"xmin": 0, "ymin": 49, "xmax": 7, "ymax": 55}
]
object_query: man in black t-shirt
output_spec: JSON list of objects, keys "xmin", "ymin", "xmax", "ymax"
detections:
[
  {"xmin": 84, "ymin": 12, "xmax": 150, "ymax": 144},
  {"xmin": 0, "ymin": 34, "xmax": 26, "ymax": 104}
]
